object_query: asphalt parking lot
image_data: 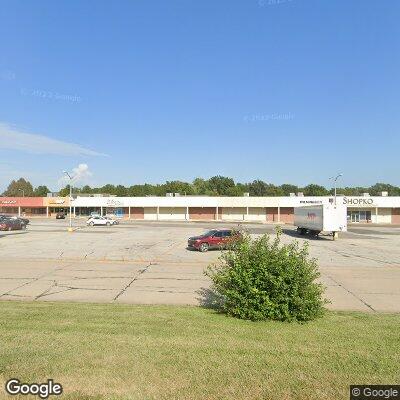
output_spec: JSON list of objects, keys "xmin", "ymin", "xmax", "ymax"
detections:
[{"xmin": 0, "ymin": 218, "xmax": 399, "ymax": 312}]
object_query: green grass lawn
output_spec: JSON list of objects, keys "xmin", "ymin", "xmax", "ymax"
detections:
[{"xmin": 0, "ymin": 302, "xmax": 398, "ymax": 400}]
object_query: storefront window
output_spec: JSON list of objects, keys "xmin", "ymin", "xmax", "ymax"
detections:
[{"xmin": 348, "ymin": 210, "xmax": 372, "ymax": 223}]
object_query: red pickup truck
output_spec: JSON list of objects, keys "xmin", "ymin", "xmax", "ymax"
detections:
[{"xmin": 187, "ymin": 229, "xmax": 240, "ymax": 252}]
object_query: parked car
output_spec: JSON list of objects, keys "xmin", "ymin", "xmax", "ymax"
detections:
[
  {"xmin": 56, "ymin": 212, "xmax": 66, "ymax": 219},
  {"xmin": 105, "ymin": 216, "xmax": 119, "ymax": 225},
  {"xmin": 0, "ymin": 217, "xmax": 26, "ymax": 231},
  {"xmin": 187, "ymin": 229, "xmax": 241, "ymax": 252},
  {"xmin": 9, "ymin": 216, "xmax": 30, "ymax": 226},
  {"xmin": 86, "ymin": 216, "xmax": 117, "ymax": 226},
  {"xmin": 0, "ymin": 215, "xmax": 29, "ymax": 225},
  {"xmin": 18, "ymin": 217, "xmax": 30, "ymax": 225}
]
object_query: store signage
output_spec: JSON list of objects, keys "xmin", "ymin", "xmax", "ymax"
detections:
[
  {"xmin": 49, "ymin": 199, "xmax": 65, "ymax": 204},
  {"xmin": 1, "ymin": 200, "xmax": 17, "ymax": 204},
  {"xmin": 106, "ymin": 199, "xmax": 124, "ymax": 207},
  {"xmin": 343, "ymin": 197, "xmax": 374, "ymax": 205}
]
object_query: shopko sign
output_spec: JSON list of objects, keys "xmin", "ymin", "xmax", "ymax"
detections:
[{"xmin": 343, "ymin": 197, "xmax": 374, "ymax": 205}]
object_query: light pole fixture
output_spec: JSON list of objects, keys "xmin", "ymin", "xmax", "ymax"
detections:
[
  {"xmin": 18, "ymin": 189, "xmax": 25, "ymax": 197},
  {"xmin": 63, "ymin": 171, "xmax": 74, "ymax": 232},
  {"xmin": 330, "ymin": 173, "xmax": 343, "ymax": 206}
]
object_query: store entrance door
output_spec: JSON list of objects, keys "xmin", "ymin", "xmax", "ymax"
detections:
[{"xmin": 351, "ymin": 212, "xmax": 360, "ymax": 223}]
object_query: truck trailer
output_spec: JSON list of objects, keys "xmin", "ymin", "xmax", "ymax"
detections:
[{"xmin": 294, "ymin": 204, "xmax": 347, "ymax": 239}]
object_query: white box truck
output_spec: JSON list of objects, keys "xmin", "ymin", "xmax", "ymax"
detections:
[{"xmin": 294, "ymin": 204, "xmax": 347, "ymax": 240}]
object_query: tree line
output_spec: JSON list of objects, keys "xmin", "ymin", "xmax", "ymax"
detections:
[{"xmin": 2, "ymin": 177, "xmax": 400, "ymax": 197}]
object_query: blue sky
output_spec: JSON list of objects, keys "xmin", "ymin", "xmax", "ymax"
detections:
[{"xmin": 0, "ymin": 0, "xmax": 399, "ymax": 191}]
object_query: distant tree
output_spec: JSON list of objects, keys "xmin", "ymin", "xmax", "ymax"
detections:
[
  {"xmin": 33, "ymin": 178, "xmax": 400, "ymax": 198},
  {"xmin": 128, "ymin": 185, "xmax": 144, "ymax": 196},
  {"xmin": 127, "ymin": 184, "xmax": 156, "ymax": 196},
  {"xmin": 115, "ymin": 185, "xmax": 128, "ymax": 197},
  {"xmin": 208, "ymin": 176, "xmax": 236, "ymax": 195},
  {"xmin": 280, "ymin": 184, "xmax": 299, "ymax": 196},
  {"xmin": 353, "ymin": 187, "xmax": 369, "ymax": 195},
  {"xmin": 332, "ymin": 186, "xmax": 369, "ymax": 196},
  {"xmin": 225, "ymin": 185, "xmax": 246, "ymax": 196},
  {"xmin": 264, "ymin": 184, "xmax": 285, "ymax": 197},
  {"xmin": 34, "ymin": 185, "xmax": 50, "ymax": 197},
  {"xmin": 161, "ymin": 181, "xmax": 195, "ymax": 196},
  {"xmin": 368, "ymin": 183, "xmax": 400, "ymax": 196},
  {"xmin": 3, "ymin": 178, "xmax": 34, "ymax": 196},
  {"xmin": 248, "ymin": 180, "xmax": 269, "ymax": 196},
  {"xmin": 235, "ymin": 183, "xmax": 249, "ymax": 196},
  {"xmin": 302, "ymin": 184, "xmax": 329, "ymax": 196},
  {"xmin": 80, "ymin": 185, "xmax": 92, "ymax": 194},
  {"xmin": 246, "ymin": 180, "xmax": 288, "ymax": 197},
  {"xmin": 100, "ymin": 184, "xmax": 116, "ymax": 195},
  {"xmin": 192, "ymin": 178, "xmax": 212, "ymax": 195},
  {"xmin": 59, "ymin": 185, "xmax": 71, "ymax": 197}
]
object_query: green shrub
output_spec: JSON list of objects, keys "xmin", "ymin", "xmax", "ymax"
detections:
[{"xmin": 205, "ymin": 229, "xmax": 327, "ymax": 322}]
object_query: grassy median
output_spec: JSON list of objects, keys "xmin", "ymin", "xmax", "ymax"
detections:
[{"xmin": 0, "ymin": 302, "xmax": 398, "ymax": 400}]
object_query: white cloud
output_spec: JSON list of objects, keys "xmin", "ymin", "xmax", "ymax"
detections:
[
  {"xmin": 58, "ymin": 164, "xmax": 93, "ymax": 188},
  {"xmin": 0, "ymin": 122, "xmax": 108, "ymax": 157}
]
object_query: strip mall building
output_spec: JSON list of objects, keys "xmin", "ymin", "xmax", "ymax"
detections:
[{"xmin": 1, "ymin": 195, "xmax": 400, "ymax": 224}]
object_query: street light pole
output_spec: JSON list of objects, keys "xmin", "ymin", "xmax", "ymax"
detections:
[
  {"xmin": 330, "ymin": 173, "xmax": 343, "ymax": 206},
  {"xmin": 63, "ymin": 171, "xmax": 74, "ymax": 232},
  {"xmin": 18, "ymin": 189, "xmax": 25, "ymax": 197}
]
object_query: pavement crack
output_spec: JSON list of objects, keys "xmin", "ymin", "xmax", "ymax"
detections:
[
  {"xmin": 328, "ymin": 275, "xmax": 376, "ymax": 312},
  {"xmin": 113, "ymin": 263, "xmax": 153, "ymax": 301},
  {"xmin": 327, "ymin": 247, "xmax": 398, "ymax": 266},
  {"xmin": 70, "ymin": 276, "xmax": 131, "ymax": 280},
  {"xmin": 0, "ymin": 277, "xmax": 36, "ymax": 280},
  {"xmin": 35, "ymin": 280, "xmax": 58, "ymax": 300},
  {"xmin": 35, "ymin": 288, "xmax": 73, "ymax": 299},
  {"xmin": 55, "ymin": 284, "xmax": 115, "ymax": 291}
]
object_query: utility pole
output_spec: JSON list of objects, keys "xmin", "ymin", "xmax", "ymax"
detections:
[
  {"xmin": 330, "ymin": 173, "xmax": 343, "ymax": 206},
  {"xmin": 63, "ymin": 171, "xmax": 74, "ymax": 232}
]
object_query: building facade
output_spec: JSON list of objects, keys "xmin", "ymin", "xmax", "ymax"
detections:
[
  {"xmin": 1, "ymin": 195, "xmax": 400, "ymax": 224},
  {"xmin": 0, "ymin": 197, "xmax": 46, "ymax": 216}
]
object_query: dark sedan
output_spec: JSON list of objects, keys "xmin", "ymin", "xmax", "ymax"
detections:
[
  {"xmin": 0, "ymin": 215, "xmax": 29, "ymax": 225},
  {"xmin": 0, "ymin": 217, "xmax": 26, "ymax": 231}
]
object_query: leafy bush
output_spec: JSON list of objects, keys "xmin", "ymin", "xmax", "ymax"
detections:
[{"xmin": 205, "ymin": 229, "xmax": 327, "ymax": 322}]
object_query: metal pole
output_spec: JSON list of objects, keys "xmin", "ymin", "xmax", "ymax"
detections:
[
  {"xmin": 334, "ymin": 180, "xmax": 337, "ymax": 206},
  {"xmin": 69, "ymin": 184, "xmax": 72, "ymax": 229},
  {"xmin": 63, "ymin": 171, "xmax": 74, "ymax": 232},
  {"xmin": 330, "ymin": 173, "xmax": 343, "ymax": 206}
]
